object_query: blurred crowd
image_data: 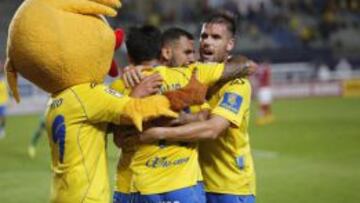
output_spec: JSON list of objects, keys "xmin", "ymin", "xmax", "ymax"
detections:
[
  {"xmin": 112, "ymin": 0, "xmax": 360, "ymax": 51},
  {"xmin": 1, "ymin": 0, "xmax": 360, "ymax": 62}
]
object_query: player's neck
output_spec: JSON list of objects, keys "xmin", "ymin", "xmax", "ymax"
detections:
[{"xmin": 141, "ymin": 59, "xmax": 159, "ymax": 67}]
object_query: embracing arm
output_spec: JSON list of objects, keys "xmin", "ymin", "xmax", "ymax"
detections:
[
  {"xmin": 206, "ymin": 55, "xmax": 257, "ymax": 98},
  {"xmin": 221, "ymin": 55, "xmax": 257, "ymax": 82},
  {"xmin": 169, "ymin": 109, "xmax": 210, "ymax": 126},
  {"xmin": 140, "ymin": 115, "xmax": 230, "ymax": 142}
]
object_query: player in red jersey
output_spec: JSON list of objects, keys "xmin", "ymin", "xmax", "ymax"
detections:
[{"xmin": 255, "ymin": 61, "xmax": 274, "ymax": 125}]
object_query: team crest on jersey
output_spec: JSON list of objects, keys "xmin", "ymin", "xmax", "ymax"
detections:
[
  {"xmin": 220, "ymin": 92, "xmax": 243, "ymax": 113},
  {"xmin": 105, "ymin": 88, "xmax": 123, "ymax": 98}
]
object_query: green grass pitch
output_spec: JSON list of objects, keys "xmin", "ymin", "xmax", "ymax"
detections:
[{"xmin": 1, "ymin": 97, "xmax": 360, "ymax": 203}]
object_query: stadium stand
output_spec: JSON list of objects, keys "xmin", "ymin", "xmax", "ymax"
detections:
[{"xmin": 1, "ymin": 0, "xmax": 360, "ymax": 111}]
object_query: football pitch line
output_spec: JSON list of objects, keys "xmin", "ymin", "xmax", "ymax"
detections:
[{"xmin": 253, "ymin": 149, "xmax": 279, "ymax": 159}]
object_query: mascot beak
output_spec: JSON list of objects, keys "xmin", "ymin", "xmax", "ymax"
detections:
[
  {"xmin": 108, "ymin": 28, "xmax": 125, "ymax": 77},
  {"xmin": 114, "ymin": 28, "xmax": 125, "ymax": 50}
]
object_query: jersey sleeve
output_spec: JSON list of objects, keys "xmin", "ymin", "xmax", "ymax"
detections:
[
  {"xmin": 211, "ymin": 79, "xmax": 251, "ymax": 127},
  {"xmin": 191, "ymin": 63, "xmax": 224, "ymax": 86},
  {"xmin": 74, "ymin": 84, "xmax": 131, "ymax": 124}
]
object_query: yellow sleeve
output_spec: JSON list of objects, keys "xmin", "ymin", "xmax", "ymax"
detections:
[
  {"xmin": 211, "ymin": 79, "xmax": 251, "ymax": 127},
  {"xmin": 74, "ymin": 84, "xmax": 131, "ymax": 124},
  {"xmin": 190, "ymin": 62, "xmax": 224, "ymax": 86},
  {"xmin": 0, "ymin": 81, "xmax": 9, "ymax": 104}
]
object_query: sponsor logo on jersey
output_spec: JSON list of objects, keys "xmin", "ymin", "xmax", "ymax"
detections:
[
  {"xmin": 105, "ymin": 88, "xmax": 123, "ymax": 98},
  {"xmin": 145, "ymin": 156, "xmax": 190, "ymax": 168},
  {"xmin": 220, "ymin": 92, "xmax": 243, "ymax": 113}
]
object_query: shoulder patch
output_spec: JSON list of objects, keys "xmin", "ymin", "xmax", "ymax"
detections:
[
  {"xmin": 105, "ymin": 88, "xmax": 123, "ymax": 98},
  {"xmin": 219, "ymin": 92, "xmax": 243, "ymax": 113}
]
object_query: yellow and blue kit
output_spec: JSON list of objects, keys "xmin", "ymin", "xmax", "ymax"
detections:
[
  {"xmin": 111, "ymin": 63, "xmax": 224, "ymax": 201},
  {"xmin": 46, "ymin": 83, "xmax": 131, "ymax": 203},
  {"xmin": 0, "ymin": 80, "xmax": 9, "ymax": 116},
  {"xmin": 199, "ymin": 78, "xmax": 256, "ymax": 202}
]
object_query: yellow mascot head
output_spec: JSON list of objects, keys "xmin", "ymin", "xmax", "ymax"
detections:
[{"xmin": 5, "ymin": 0, "xmax": 122, "ymax": 102}]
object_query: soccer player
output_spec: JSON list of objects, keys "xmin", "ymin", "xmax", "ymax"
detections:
[
  {"xmin": 141, "ymin": 13, "xmax": 257, "ymax": 203},
  {"xmin": 28, "ymin": 116, "xmax": 46, "ymax": 158},
  {"xmin": 111, "ymin": 25, "xmax": 256, "ymax": 203},
  {"xmin": 0, "ymin": 73, "xmax": 8, "ymax": 139},
  {"xmin": 112, "ymin": 25, "xmax": 213, "ymax": 203},
  {"xmin": 160, "ymin": 27, "xmax": 196, "ymax": 67},
  {"xmin": 112, "ymin": 25, "xmax": 164, "ymax": 203},
  {"xmin": 255, "ymin": 61, "xmax": 274, "ymax": 125}
]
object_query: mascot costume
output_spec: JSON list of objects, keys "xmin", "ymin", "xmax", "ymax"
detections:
[{"xmin": 5, "ymin": 0, "xmax": 206, "ymax": 202}]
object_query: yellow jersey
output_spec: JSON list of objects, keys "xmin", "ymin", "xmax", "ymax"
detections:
[
  {"xmin": 0, "ymin": 80, "xmax": 9, "ymax": 105},
  {"xmin": 45, "ymin": 83, "xmax": 131, "ymax": 203},
  {"xmin": 111, "ymin": 82, "xmax": 209, "ymax": 194},
  {"xmin": 111, "ymin": 63, "xmax": 224, "ymax": 195},
  {"xmin": 199, "ymin": 78, "xmax": 256, "ymax": 195},
  {"xmin": 110, "ymin": 79, "xmax": 140, "ymax": 194}
]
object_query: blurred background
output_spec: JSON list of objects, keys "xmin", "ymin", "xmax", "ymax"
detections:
[{"xmin": 0, "ymin": 0, "xmax": 360, "ymax": 203}]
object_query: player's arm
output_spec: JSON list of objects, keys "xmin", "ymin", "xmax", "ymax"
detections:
[
  {"xmin": 204, "ymin": 56, "xmax": 256, "ymax": 98},
  {"xmin": 122, "ymin": 55, "xmax": 256, "ymax": 88},
  {"xmin": 169, "ymin": 109, "xmax": 210, "ymax": 126},
  {"xmin": 196, "ymin": 55, "xmax": 256, "ymax": 86},
  {"xmin": 140, "ymin": 114, "xmax": 230, "ymax": 142},
  {"xmin": 141, "ymin": 80, "xmax": 250, "ymax": 141},
  {"xmin": 129, "ymin": 73, "xmax": 162, "ymax": 97},
  {"xmin": 220, "ymin": 55, "xmax": 257, "ymax": 83}
]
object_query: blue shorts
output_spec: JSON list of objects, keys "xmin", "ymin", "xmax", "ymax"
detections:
[
  {"xmin": 140, "ymin": 182, "xmax": 206, "ymax": 203},
  {"xmin": 206, "ymin": 193, "xmax": 255, "ymax": 203},
  {"xmin": 0, "ymin": 106, "xmax": 6, "ymax": 116},
  {"xmin": 113, "ymin": 191, "xmax": 141, "ymax": 203}
]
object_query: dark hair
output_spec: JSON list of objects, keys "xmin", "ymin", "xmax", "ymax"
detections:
[
  {"xmin": 161, "ymin": 27, "xmax": 194, "ymax": 47},
  {"xmin": 126, "ymin": 25, "xmax": 162, "ymax": 65},
  {"xmin": 204, "ymin": 12, "xmax": 237, "ymax": 36}
]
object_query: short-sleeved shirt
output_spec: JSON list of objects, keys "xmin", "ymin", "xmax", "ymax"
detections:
[
  {"xmin": 112, "ymin": 63, "xmax": 224, "ymax": 195},
  {"xmin": 199, "ymin": 78, "xmax": 256, "ymax": 195},
  {"xmin": 0, "ymin": 80, "xmax": 9, "ymax": 106}
]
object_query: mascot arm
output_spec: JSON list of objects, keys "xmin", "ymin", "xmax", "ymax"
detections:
[
  {"xmin": 122, "ymin": 95, "xmax": 178, "ymax": 132},
  {"xmin": 80, "ymin": 84, "xmax": 177, "ymax": 132},
  {"xmin": 163, "ymin": 70, "xmax": 208, "ymax": 112}
]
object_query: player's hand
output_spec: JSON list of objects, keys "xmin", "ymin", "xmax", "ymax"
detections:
[
  {"xmin": 130, "ymin": 73, "xmax": 163, "ymax": 98},
  {"xmin": 122, "ymin": 65, "xmax": 152, "ymax": 88},
  {"xmin": 164, "ymin": 70, "xmax": 208, "ymax": 111},
  {"xmin": 140, "ymin": 127, "xmax": 164, "ymax": 143},
  {"xmin": 228, "ymin": 56, "xmax": 258, "ymax": 76},
  {"xmin": 244, "ymin": 61, "xmax": 258, "ymax": 75}
]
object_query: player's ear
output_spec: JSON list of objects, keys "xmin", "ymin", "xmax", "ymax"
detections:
[
  {"xmin": 161, "ymin": 47, "xmax": 172, "ymax": 62},
  {"xmin": 226, "ymin": 38, "xmax": 235, "ymax": 52}
]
